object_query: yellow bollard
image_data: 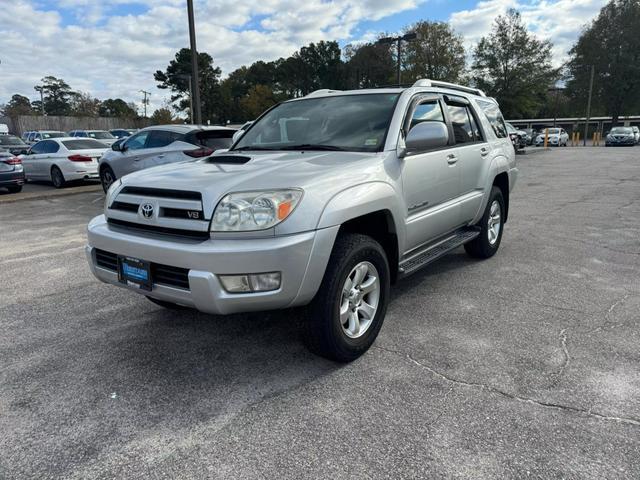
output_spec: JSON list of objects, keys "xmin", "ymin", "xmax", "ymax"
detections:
[
  {"xmin": 577, "ymin": 131, "xmax": 580, "ymax": 145},
  {"xmin": 544, "ymin": 128, "xmax": 549, "ymax": 149},
  {"xmin": 592, "ymin": 132, "xmax": 596, "ymax": 146},
  {"xmin": 572, "ymin": 132, "xmax": 577, "ymax": 146}
]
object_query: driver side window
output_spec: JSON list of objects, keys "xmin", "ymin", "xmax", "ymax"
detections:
[
  {"xmin": 410, "ymin": 100, "xmax": 445, "ymax": 129},
  {"xmin": 125, "ymin": 131, "xmax": 150, "ymax": 151}
]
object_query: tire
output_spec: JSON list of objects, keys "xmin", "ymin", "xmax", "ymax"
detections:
[
  {"xmin": 100, "ymin": 165, "xmax": 116, "ymax": 193},
  {"xmin": 465, "ymin": 186, "xmax": 505, "ymax": 259},
  {"xmin": 146, "ymin": 296, "xmax": 190, "ymax": 310},
  {"xmin": 51, "ymin": 166, "xmax": 66, "ymax": 188},
  {"xmin": 7, "ymin": 185, "xmax": 22, "ymax": 193},
  {"xmin": 301, "ymin": 233, "xmax": 390, "ymax": 362}
]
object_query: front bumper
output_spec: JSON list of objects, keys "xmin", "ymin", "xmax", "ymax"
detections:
[{"xmin": 86, "ymin": 215, "xmax": 338, "ymax": 315}]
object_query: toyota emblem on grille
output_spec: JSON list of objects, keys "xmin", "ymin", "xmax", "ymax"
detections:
[{"xmin": 140, "ymin": 203, "xmax": 154, "ymax": 219}]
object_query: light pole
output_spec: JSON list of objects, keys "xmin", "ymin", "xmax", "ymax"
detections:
[
  {"xmin": 186, "ymin": 0, "xmax": 202, "ymax": 124},
  {"xmin": 584, "ymin": 65, "xmax": 595, "ymax": 147},
  {"xmin": 377, "ymin": 32, "xmax": 418, "ymax": 86},
  {"xmin": 34, "ymin": 85, "xmax": 45, "ymax": 115},
  {"xmin": 139, "ymin": 90, "xmax": 151, "ymax": 118},
  {"xmin": 549, "ymin": 85, "xmax": 563, "ymax": 128}
]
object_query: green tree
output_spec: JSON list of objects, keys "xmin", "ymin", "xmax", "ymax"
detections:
[
  {"xmin": 34, "ymin": 76, "xmax": 75, "ymax": 115},
  {"xmin": 567, "ymin": 0, "xmax": 640, "ymax": 123},
  {"xmin": 294, "ymin": 41, "xmax": 343, "ymax": 94},
  {"xmin": 154, "ymin": 48, "xmax": 222, "ymax": 122},
  {"xmin": 471, "ymin": 9, "xmax": 558, "ymax": 118},
  {"xmin": 1, "ymin": 94, "xmax": 34, "ymax": 116},
  {"xmin": 240, "ymin": 84, "xmax": 282, "ymax": 119},
  {"xmin": 403, "ymin": 21, "xmax": 467, "ymax": 83},
  {"xmin": 70, "ymin": 92, "xmax": 101, "ymax": 117},
  {"xmin": 149, "ymin": 107, "xmax": 175, "ymax": 125},
  {"xmin": 343, "ymin": 42, "xmax": 395, "ymax": 88},
  {"xmin": 100, "ymin": 98, "xmax": 137, "ymax": 118}
]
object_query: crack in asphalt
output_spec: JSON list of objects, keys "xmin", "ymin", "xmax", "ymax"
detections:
[
  {"xmin": 553, "ymin": 328, "xmax": 570, "ymax": 378},
  {"xmin": 375, "ymin": 345, "xmax": 640, "ymax": 427},
  {"xmin": 585, "ymin": 292, "xmax": 632, "ymax": 334}
]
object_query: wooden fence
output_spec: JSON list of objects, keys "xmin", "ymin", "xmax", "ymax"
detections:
[{"xmin": 0, "ymin": 115, "xmax": 150, "ymax": 137}]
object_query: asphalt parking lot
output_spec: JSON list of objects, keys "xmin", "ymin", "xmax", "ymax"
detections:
[{"xmin": 1, "ymin": 147, "xmax": 639, "ymax": 479}]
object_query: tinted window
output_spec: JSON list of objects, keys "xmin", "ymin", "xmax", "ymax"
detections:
[
  {"xmin": 610, "ymin": 127, "xmax": 633, "ymax": 134},
  {"xmin": 446, "ymin": 104, "xmax": 481, "ymax": 144},
  {"xmin": 125, "ymin": 131, "xmax": 150, "ymax": 150},
  {"xmin": 39, "ymin": 140, "xmax": 60, "ymax": 154},
  {"xmin": 235, "ymin": 93, "xmax": 400, "ymax": 152},
  {"xmin": 42, "ymin": 131, "xmax": 65, "ymax": 139},
  {"xmin": 410, "ymin": 100, "xmax": 444, "ymax": 129},
  {"xmin": 29, "ymin": 142, "xmax": 46, "ymax": 154},
  {"xmin": 195, "ymin": 130, "xmax": 234, "ymax": 150},
  {"xmin": 62, "ymin": 139, "xmax": 108, "ymax": 150},
  {"xmin": 146, "ymin": 130, "xmax": 182, "ymax": 148},
  {"xmin": 89, "ymin": 131, "xmax": 115, "ymax": 139},
  {"xmin": 477, "ymin": 100, "xmax": 508, "ymax": 139}
]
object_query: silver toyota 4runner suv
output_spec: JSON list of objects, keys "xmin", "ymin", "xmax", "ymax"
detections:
[{"xmin": 87, "ymin": 79, "xmax": 517, "ymax": 362}]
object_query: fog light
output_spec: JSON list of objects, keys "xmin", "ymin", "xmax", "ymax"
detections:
[{"xmin": 219, "ymin": 272, "xmax": 281, "ymax": 293}]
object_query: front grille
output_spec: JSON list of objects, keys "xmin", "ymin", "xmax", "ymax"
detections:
[
  {"xmin": 120, "ymin": 186, "xmax": 202, "ymax": 201},
  {"xmin": 107, "ymin": 218, "xmax": 210, "ymax": 240},
  {"xmin": 94, "ymin": 249, "xmax": 190, "ymax": 290},
  {"xmin": 111, "ymin": 201, "xmax": 139, "ymax": 213}
]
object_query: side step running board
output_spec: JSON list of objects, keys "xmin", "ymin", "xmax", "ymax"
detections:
[{"xmin": 398, "ymin": 227, "xmax": 480, "ymax": 277}]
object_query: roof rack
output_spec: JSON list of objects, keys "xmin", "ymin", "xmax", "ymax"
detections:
[
  {"xmin": 412, "ymin": 79, "xmax": 486, "ymax": 97},
  {"xmin": 305, "ymin": 89, "xmax": 342, "ymax": 97}
]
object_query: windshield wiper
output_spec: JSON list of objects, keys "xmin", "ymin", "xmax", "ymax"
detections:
[
  {"xmin": 279, "ymin": 144, "xmax": 346, "ymax": 151},
  {"xmin": 233, "ymin": 145, "xmax": 279, "ymax": 151}
]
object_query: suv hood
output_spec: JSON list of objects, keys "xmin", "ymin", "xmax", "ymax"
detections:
[{"xmin": 118, "ymin": 149, "xmax": 386, "ymax": 216}]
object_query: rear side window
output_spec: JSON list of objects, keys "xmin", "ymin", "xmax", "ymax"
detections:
[
  {"xmin": 477, "ymin": 100, "xmax": 508, "ymax": 139},
  {"xmin": 445, "ymin": 103, "xmax": 483, "ymax": 144},
  {"xmin": 194, "ymin": 130, "xmax": 235, "ymax": 150},
  {"xmin": 62, "ymin": 139, "xmax": 108, "ymax": 150},
  {"xmin": 146, "ymin": 130, "xmax": 183, "ymax": 148}
]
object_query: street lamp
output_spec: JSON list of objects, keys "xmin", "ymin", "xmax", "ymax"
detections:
[
  {"xmin": 377, "ymin": 32, "xmax": 418, "ymax": 86},
  {"xmin": 186, "ymin": 0, "xmax": 202, "ymax": 125}
]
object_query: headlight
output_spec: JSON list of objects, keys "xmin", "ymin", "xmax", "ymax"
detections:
[
  {"xmin": 211, "ymin": 189, "xmax": 302, "ymax": 232},
  {"xmin": 104, "ymin": 179, "xmax": 122, "ymax": 209}
]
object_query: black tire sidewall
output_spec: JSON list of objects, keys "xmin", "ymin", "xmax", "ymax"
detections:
[
  {"xmin": 480, "ymin": 187, "xmax": 505, "ymax": 256},
  {"xmin": 100, "ymin": 166, "xmax": 115, "ymax": 193},
  {"xmin": 304, "ymin": 234, "xmax": 390, "ymax": 362},
  {"xmin": 51, "ymin": 167, "xmax": 64, "ymax": 188}
]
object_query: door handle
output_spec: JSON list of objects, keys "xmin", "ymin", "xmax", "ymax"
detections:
[
  {"xmin": 157, "ymin": 154, "xmax": 165, "ymax": 159},
  {"xmin": 480, "ymin": 147, "xmax": 489, "ymax": 157},
  {"xmin": 447, "ymin": 153, "xmax": 458, "ymax": 165}
]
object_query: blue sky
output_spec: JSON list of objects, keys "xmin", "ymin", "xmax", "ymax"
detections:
[{"xmin": 2, "ymin": 1, "xmax": 607, "ymax": 113}]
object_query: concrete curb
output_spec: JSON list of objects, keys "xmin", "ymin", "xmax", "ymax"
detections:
[{"xmin": 0, "ymin": 184, "xmax": 102, "ymax": 204}]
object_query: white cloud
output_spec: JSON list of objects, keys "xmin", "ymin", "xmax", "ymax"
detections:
[{"xmin": 0, "ymin": 0, "xmax": 605, "ymax": 115}]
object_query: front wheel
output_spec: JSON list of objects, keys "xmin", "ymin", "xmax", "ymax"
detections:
[
  {"xmin": 100, "ymin": 165, "xmax": 116, "ymax": 193},
  {"xmin": 301, "ymin": 233, "xmax": 390, "ymax": 362},
  {"xmin": 7, "ymin": 185, "xmax": 22, "ymax": 193},
  {"xmin": 465, "ymin": 186, "xmax": 505, "ymax": 259},
  {"xmin": 51, "ymin": 166, "xmax": 66, "ymax": 188}
]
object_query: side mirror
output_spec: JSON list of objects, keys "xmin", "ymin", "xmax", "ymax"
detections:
[{"xmin": 404, "ymin": 122, "xmax": 449, "ymax": 154}]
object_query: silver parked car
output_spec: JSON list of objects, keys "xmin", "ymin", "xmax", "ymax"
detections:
[
  {"xmin": 86, "ymin": 79, "xmax": 518, "ymax": 362},
  {"xmin": 98, "ymin": 124, "xmax": 236, "ymax": 192},
  {"xmin": 68, "ymin": 130, "xmax": 117, "ymax": 147}
]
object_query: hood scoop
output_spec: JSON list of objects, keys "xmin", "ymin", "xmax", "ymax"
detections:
[{"xmin": 206, "ymin": 155, "xmax": 251, "ymax": 164}]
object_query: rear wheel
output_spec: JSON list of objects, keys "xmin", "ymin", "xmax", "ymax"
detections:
[
  {"xmin": 301, "ymin": 233, "xmax": 390, "ymax": 362},
  {"xmin": 100, "ymin": 165, "xmax": 116, "ymax": 193},
  {"xmin": 51, "ymin": 166, "xmax": 66, "ymax": 188},
  {"xmin": 465, "ymin": 186, "xmax": 505, "ymax": 259}
]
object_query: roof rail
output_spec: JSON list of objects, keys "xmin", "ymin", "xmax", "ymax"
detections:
[
  {"xmin": 305, "ymin": 89, "xmax": 342, "ymax": 98},
  {"xmin": 412, "ymin": 79, "xmax": 486, "ymax": 97}
]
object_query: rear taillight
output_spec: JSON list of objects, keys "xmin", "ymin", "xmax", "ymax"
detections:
[
  {"xmin": 68, "ymin": 154, "xmax": 93, "ymax": 162},
  {"xmin": 184, "ymin": 147, "xmax": 214, "ymax": 158},
  {"xmin": 2, "ymin": 157, "xmax": 21, "ymax": 165}
]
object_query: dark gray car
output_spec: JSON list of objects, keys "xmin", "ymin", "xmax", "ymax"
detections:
[
  {"xmin": 0, "ymin": 135, "xmax": 30, "ymax": 156},
  {"xmin": 0, "ymin": 150, "xmax": 25, "ymax": 193}
]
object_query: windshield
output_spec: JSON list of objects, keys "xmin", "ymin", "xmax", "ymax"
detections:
[
  {"xmin": 42, "ymin": 132, "xmax": 65, "ymax": 139},
  {"xmin": 234, "ymin": 93, "xmax": 400, "ymax": 152},
  {"xmin": 0, "ymin": 135, "xmax": 25, "ymax": 146},
  {"xmin": 62, "ymin": 139, "xmax": 108, "ymax": 150},
  {"xmin": 544, "ymin": 128, "xmax": 560, "ymax": 135},
  {"xmin": 89, "ymin": 131, "xmax": 115, "ymax": 139},
  {"xmin": 610, "ymin": 127, "xmax": 632, "ymax": 134}
]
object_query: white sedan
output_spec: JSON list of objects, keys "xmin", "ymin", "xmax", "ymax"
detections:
[
  {"xmin": 21, "ymin": 138, "xmax": 108, "ymax": 188},
  {"xmin": 534, "ymin": 127, "xmax": 569, "ymax": 147}
]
